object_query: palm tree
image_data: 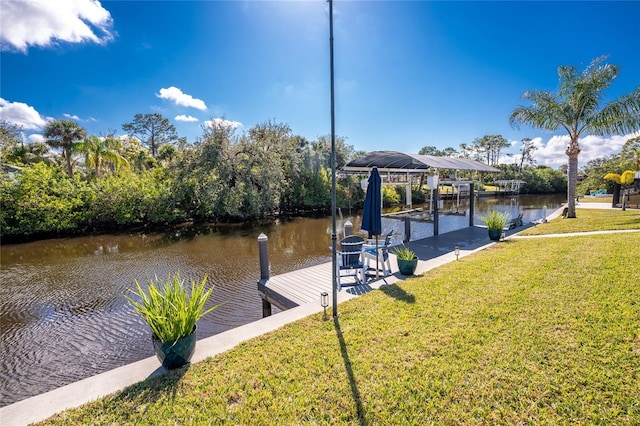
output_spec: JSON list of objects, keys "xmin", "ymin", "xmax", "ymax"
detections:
[
  {"xmin": 510, "ymin": 56, "xmax": 640, "ymax": 218},
  {"xmin": 79, "ymin": 135, "xmax": 129, "ymax": 177},
  {"xmin": 43, "ymin": 120, "xmax": 86, "ymax": 176}
]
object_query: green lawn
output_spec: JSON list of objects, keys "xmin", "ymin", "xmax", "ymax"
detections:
[
  {"xmin": 520, "ymin": 208, "xmax": 640, "ymax": 235},
  {"xmin": 40, "ymin": 215, "xmax": 640, "ymax": 425}
]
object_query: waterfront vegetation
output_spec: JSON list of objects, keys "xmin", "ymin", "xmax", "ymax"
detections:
[
  {"xmin": 1, "ymin": 117, "xmax": 574, "ymax": 243},
  {"xmin": 38, "ymin": 210, "xmax": 640, "ymax": 424}
]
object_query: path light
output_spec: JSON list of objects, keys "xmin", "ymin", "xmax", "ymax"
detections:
[
  {"xmin": 454, "ymin": 246, "xmax": 460, "ymax": 261},
  {"xmin": 321, "ymin": 292, "xmax": 329, "ymax": 321},
  {"xmin": 501, "ymin": 231, "xmax": 506, "ymax": 241}
]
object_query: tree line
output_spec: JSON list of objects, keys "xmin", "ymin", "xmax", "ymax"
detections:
[
  {"xmin": 2, "ymin": 57, "xmax": 638, "ymax": 242},
  {"xmin": 1, "ymin": 112, "xmax": 566, "ymax": 243}
]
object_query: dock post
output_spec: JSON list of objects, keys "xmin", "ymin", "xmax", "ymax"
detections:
[
  {"xmin": 258, "ymin": 233, "xmax": 272, "ymax": 317},
  {"xmin": 433, "ymin": 188, "xmax": 439, "ymax": 236},
  {"xmin": 468, "ymin": 182, "xmax": 475, "ymax": 227},
  {"xmin": 404, "ymin": 215, "xmax": 411, "ymax": 242},
  {"xmin": 344, "ymin": 220, "xmax": 352, "ymax": 237}
]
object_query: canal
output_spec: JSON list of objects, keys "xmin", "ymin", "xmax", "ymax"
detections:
[{"xmin": 0, "ymin": 194, "xmax": 564, "ymax": 406}]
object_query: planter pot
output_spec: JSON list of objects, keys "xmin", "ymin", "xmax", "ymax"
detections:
[
  {"xmin": 488, "ymin": 229, "xmax": 502, "ymax": 241},
  {"xmin": 152, "ymin": 326, "xmax": 197, "ymax": 370},
  {"xmin": 397, "ymin": 257, "xmax": 418, "ymax": 276}
]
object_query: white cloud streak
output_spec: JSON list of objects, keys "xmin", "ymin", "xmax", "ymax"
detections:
[
  {"xmin": 175, "ymin": 115, "xmax": 199, "ymax": 122},
  {"xmin": 205, "ymin": 118, "xmax": 243, "ymax": 130},
  {"xmin": 0, "ymin": 98, "xmax": 48, "ymax": 130},
  {"xmin": 0, "ymin": 0, "xmax": 114, "ymax": 52},
  {"xmin": 157, "ymin": 87, "xmax": 207, "ymax": 110}
]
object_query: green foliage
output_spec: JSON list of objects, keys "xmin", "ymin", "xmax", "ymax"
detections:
[
  {"xmin": 122, "ymin": 113, "xmax": 178, "ymax": 157},
  {"xmin": 89, "ymin": 168, "xmax": 182, "ymax": 227},
  {"xmin": 43, "ymin": 119, "xmax": 86, "ymax": 177},
  {"xmin": 125, "ymin": 272, "xmax": 219, "ymax": 343},
  {"xmin": 393, "ymin": 244, "xmax": 417, "ymax": 260},
  {"xmin": 481, "ymin": 210, "xmax": 510, "ymax": 230},
  {"xmin": 492, "ymin": 164, "xmax": 566, "ymax": 193},
  {"xmin": 382, "ymin": 185, "xmax": 401, "ymax": 205},
  {"xmin": 0, "ymin": 162, "xmax": 93, "ymax": 238}
]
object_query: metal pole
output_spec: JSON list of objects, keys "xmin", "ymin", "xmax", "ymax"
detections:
[{"xmin": 329, "ymin": 0, "xmax": 338, "ymax": 318}]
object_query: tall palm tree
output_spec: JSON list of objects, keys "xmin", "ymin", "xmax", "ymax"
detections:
[
  {"xmin": 79, "ymin": 135, "xmax": 129, "ymax": 177},
  {"xmin": 43, "ymin": 119, "xmax": 86, "ymax": 176},
  {"xmin": 510, "ymin": 56, "xmax": 640, "ymax": 218}
]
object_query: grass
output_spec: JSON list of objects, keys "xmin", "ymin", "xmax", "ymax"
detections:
[
  {"xmin": 519, "ymin": 208, "xmax": 640, "ymax": 236},
  {"xmin": 38, "ymin": 213, "xmax": 640, "ymax": 425}
]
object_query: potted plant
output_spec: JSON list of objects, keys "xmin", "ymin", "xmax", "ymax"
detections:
[
  {"xmin": 481, "ymin": 210, "xmax": 510, "ymax": 241},
  {"xmin": 393, "ymin": 244, "xmax": 418, "ymax": 276},
  {"xmin": 126, "ymin": 272, "xmax": 219, "ymax": 370}
]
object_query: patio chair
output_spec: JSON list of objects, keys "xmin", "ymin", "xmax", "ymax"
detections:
[
  {"xmin": 336, "ymin": 235, "xmax": 365, "ymax": 291},
  {"xmin": 363, "ymin": 231, "xmax": 393, "ymax": 277}
]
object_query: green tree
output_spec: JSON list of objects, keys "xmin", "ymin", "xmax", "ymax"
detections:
[
  {"xmin": 620, "ymin": 136, "xmax": 640, "ymax": 170},
  {"xmin": 518, "ymin": 137, "xmax": 537, "ymax": 172},
  {"xmin": 43, "ymin": 119, "xmax": 86, "ymax": 176},
  {"xmin": 510, "ymin": 56, "xmax": 640, "ymax": 218},
  {"xmin": 78, "ymin": 135, "xmax": 129, "ymax": 177},
  {"xmin": 122, "ymin": 113, "xmax": 178, "ymax": 157},
  {"xmin": 472, "ymin": 135, "xmax": 509, "ymax": 166}
]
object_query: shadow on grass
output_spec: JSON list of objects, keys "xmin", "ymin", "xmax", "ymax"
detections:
[
  {"xmin": 379, "ymin": 283, "xmax": 415, "ymax": 303},
  {"xmin": 112, "ymin": 364, "xmax": 190, "ymax": 405},
  {"xmin": 333, "ymin": 317, "xmax": 367, "ymax": 426}
]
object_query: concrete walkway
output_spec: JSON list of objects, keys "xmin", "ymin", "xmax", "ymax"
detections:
[{"xmin": 2, "ymin": 203, "xmax": 623, "ymax": 425}]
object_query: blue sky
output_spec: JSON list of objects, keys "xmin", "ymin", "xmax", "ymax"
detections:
[{"xmin": 1, "ymin": 0, "xmax": 639, "ymax": 169}]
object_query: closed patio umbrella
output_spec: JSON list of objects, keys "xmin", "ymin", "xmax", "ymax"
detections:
[{"xmin": 361, "ymin": 167, "xmax": 382, "ymax": 277}]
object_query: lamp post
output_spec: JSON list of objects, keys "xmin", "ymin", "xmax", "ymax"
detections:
[
  {"xmin": 321, "ymin": 291, "xmax": 329, "ymax": 321},
  {"xmin": 454, "ymin": 246, "xmax": 460, "ymax": 260},
  {"xmin": 328, "ymin": 0, "xmax": 338, "ymax": 318}
]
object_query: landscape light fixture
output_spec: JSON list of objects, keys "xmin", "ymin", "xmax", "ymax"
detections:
[
  {"xmin": 321, "ymin": 292, "xmax": 329, "ymax": 321},
  {"xmin": 501, "ymin": 231, "xmax": 506, "ymax": 242},
  {"xmin": 454, "ymin": 246, "xmax": 460, "ymax": 261}
]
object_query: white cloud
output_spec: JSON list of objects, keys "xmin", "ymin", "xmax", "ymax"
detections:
[
  {"xmin": 29, "ymin": 134, "xmax": 45, "ymax": 143},
  {"xmin": 530, "ymin": 133, "xmax": 639, "ymax": 169},
  {"xmin": 0, "ymin": 0, "xmax": 114, "ymax": 52},
  {"xmin": 63, "ymin": 113, "xmax": 81, "ymax": 120},
  {"xmin": 0, "ymin": 98, "xmax": 48, "ymax": 130},
  {"xmin": 205, "ymin": 118, "xmax": 243, "ymax": 130},
  {"xmin": 157, "ymin": 87, "xmax": 207, "ymax": 110},
  {"xmin": 175, "ymin": 115, "xmax": 199, "ymax": 122}
]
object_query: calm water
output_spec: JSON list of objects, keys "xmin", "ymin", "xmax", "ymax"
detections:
[{"xmin": 0, "ymin": 194, "xmax": 564, "ymax": 406}]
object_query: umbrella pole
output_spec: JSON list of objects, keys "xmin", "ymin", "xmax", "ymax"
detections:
[{"xmin": 375, "ymin": 235, "xmax": 379, "ymax": 278}]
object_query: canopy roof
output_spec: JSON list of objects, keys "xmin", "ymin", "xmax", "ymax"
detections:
[{"xmin": 343, "ymin": 150, "xmax": 500, "ymax": 173}]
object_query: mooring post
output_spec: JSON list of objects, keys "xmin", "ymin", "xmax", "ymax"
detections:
[
  {"xmin": 433, "ymin": 188, "xmax": 440, "ymax": 236},
  {"xmin": 258, "ymin": 233, "xmax": 270, "ymax": 280},
  {"xmin": 404, "ymin": 215, "xmax": 411, "ymax": 242},
  {"xmin": 258, "ymin": 233, "xmax": 271, "ymax": 317},
  {"xmin": 344, "ymin": 220, "xmax": 352, "ymax": 237},
  {"xmin": 468, "ymin": 182, "xmax": 475, "ymax": 227}
]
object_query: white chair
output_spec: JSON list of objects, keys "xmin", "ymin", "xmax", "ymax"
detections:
[
  {"xmin": 336, "ymin": 235, "xmax": 365, "ymax": 291},
  {"xmin": 363, "ymin": 231, "xmax": 393, "ymax": 278}
]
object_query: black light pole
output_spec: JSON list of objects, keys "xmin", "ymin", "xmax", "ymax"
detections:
[{"xmin": 329, "ymin": 0, "xmax": 338, "ymax": 318}]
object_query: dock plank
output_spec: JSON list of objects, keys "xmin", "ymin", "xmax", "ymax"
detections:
[{"xmin": 258, "ymin": 260, "xmax": 367, "ymax": 312}]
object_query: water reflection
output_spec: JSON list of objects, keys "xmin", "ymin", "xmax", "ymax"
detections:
[{"xmin": 0, "ymin": 194, "xmax": 564, "ymax": 406}]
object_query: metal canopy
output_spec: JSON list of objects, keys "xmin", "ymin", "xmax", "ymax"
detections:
[{"xmin": 342, "ymin": 150, "xmax": 500, "ymax": 173}]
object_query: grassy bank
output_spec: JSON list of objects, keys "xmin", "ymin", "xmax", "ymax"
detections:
[
  {"xmin": 40, "ymin": 218, "xmax": 639, "ymax": 424},
  {"xmin": 520, "ymin": 208, "xmax": 640, "ymax": 235}
]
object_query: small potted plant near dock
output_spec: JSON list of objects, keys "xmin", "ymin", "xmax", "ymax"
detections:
[
  {"xmin": 126, "ymin": 271, "xmax": 219, "ymax": 370},
  {"xmin": 394, "ymin": 244, "xmax": 418, "ymax": 276},
  {"xmin": 481, "ymin": 210, "xmax": 510, "ymax": 241}
]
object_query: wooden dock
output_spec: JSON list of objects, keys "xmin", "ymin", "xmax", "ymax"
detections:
[{"xmin": 257, "ymin": 262, "xmax": 335, "ymax": 316}]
